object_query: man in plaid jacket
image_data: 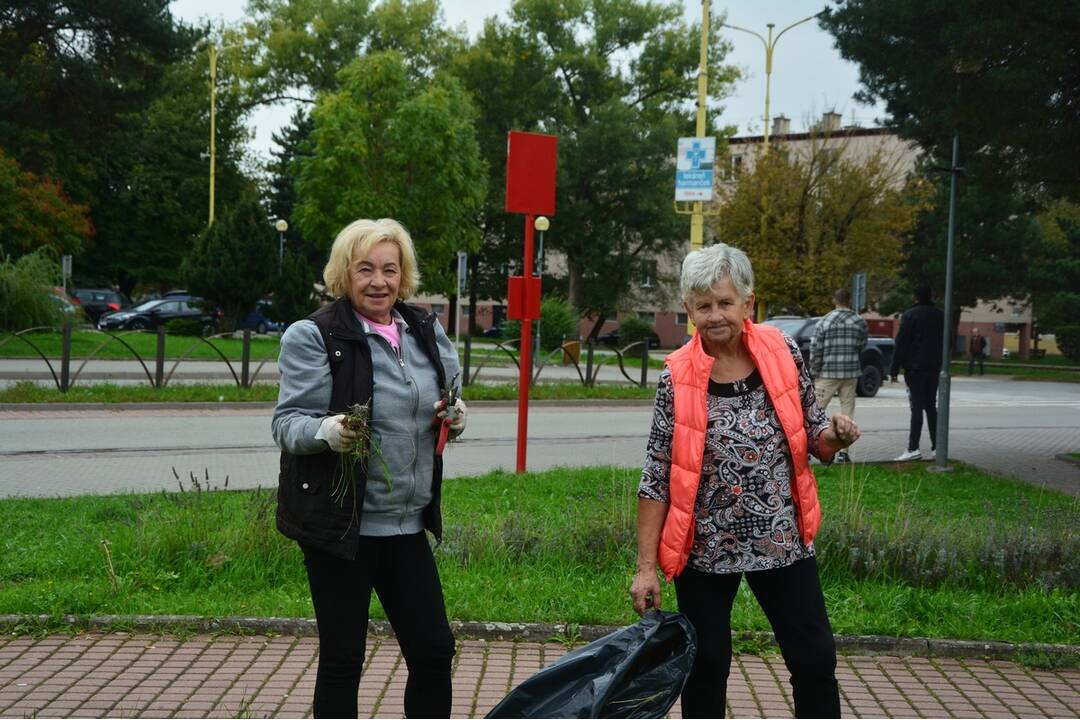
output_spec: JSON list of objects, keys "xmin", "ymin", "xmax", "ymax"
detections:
[{"xmin": 810, "ymin": 289, "xmax": 868, "ymax": 462}]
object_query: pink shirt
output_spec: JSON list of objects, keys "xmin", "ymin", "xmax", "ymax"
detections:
[{"xmin": 357, "ymin": 312, "xmax": 400, "ymax": 354}]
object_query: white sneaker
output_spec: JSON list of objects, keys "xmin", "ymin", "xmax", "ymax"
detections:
[{"xmin": 894, "ymin": 449, "xmax": 922, "ymax": 462}]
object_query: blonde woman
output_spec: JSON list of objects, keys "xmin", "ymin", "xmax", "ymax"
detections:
[{"xmin": 272, "ymin": 218, "xmax": 465, "ymax": 717}]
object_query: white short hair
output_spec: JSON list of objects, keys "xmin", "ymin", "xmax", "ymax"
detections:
[{"xmin": 680, "ymin": 243, "xmax": 755, "ymax": 300}]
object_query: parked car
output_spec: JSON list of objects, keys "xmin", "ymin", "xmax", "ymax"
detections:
[
  {"xmin": 48, "ymin": 287, "xmax": 83, "ymax": 320},
  {"xmin": 97, "ymin": 296, "xmax": 219, "ymax": 334},
  {"xmin": 68, "ymin": 288, "xmax": 129, "ymax": 323},
  {"xmin": 482, "ymin": 322, "xmax": 506, "ymax": 338},
  {"xmin": 598, "ymin": 328, "xmax": 662, "ymax": 349},
  {"xmin": 236, "ymin": 300, "xmax": 283, "ymax": 334},
  {"xmin": 763, "ymin": 315, "xmax": 895, "ymax": 397}
]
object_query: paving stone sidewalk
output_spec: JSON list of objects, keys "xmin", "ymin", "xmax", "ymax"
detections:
[{"xmin": 1, "ymin": 632, "xmax": 1078, "ymax": 718}]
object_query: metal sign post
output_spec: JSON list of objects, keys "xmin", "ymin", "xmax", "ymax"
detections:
[
  {"xmin": 505, "ymin": 131, "xmax": 557, "ymax": 473},
  {"xmin": 456, "ymin": 250, "xmax": 468, "ymax": 352}
]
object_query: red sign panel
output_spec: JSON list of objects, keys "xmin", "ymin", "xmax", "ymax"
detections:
[
  {"xmin": 506, "ymin": 131, "xmax": 557, "ymax": 216},
  {"xmin": 506, "ymin": 275, "xmax": 541, "ymax": 321}
]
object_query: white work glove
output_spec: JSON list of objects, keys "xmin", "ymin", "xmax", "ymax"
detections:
[
  {"xmin": 434, "ymin": 397, "xmax": 468, "ymax": 437},
  {"xmin": 314, "ymin": 414, "xmax": 358, "ymax": 452}
]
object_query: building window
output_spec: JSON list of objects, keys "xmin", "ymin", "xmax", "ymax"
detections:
[
  {"xmin": 637, "ymin": 311, "xmax": 656, "ymax": 325},
  {"xmin": 639, "ymin": 261, "xmax": 656, "ymax": 288},
  {"xmin": 432, "ymin": 304, "xmax": 445, "ymax": 314},
  {"xmin": 676, "ymin": 312, "xmax": 688, "ymax": 325},
  {"xmin": 730, "ymin": 154, "xmax": 744, "ymax": 176}
]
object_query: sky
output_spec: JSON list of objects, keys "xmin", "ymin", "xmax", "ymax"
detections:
[{"xmin": 170, "ymin": 0, "xmax": 889, "ymax": 160}]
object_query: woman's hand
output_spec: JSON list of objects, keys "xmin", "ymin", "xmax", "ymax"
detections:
[
  {"xmin": 630, "ymin": 567, "xmax": 662, "ymax": 615},
  {"xmin": 823, "ymin": 414, "xmax": 860, "ymax": 449}
]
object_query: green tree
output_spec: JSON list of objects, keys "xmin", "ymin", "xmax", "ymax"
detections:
[
  {"xmin": 181, "ymin": 195, "xmax": 277, "ymax": 331},
  {"xmin": 268, "ymin": 248, "xmax": 321, "ymax": 327},
  {"xmin": 715, "ymin": 136, "xmax": 928, "ymax": 315},
  {"xmin": 236, "ymin": 0, "xmax": 464, "ymax": 105},
  {"xmin": 884, "ymin": 152, "xmax": 1042, "ymax": 341},
  {"xmin": 83, "ymin": 42, "xmax": 252, "ymax": 296},
  {"xmin": 1030, "ymin": 205, "xmax": 1080, "ymax": 359},
  {"xmin": 0, "ymin": 0, "xmax": 192, "ymax": 214},
  {"xmin": 455, "ymin": 0, "xmax": 738, "ymax": 338},
  {"xmin": 821, "ymin": 0, "xmax": 1080, "ymax": 201},
  {"xmin": 293, "ymin": 50, "xmax": 487, "ymax": 298},
  {"xmin": 0, "ymin": 149, "xmax": 92, "ymax": 258}
]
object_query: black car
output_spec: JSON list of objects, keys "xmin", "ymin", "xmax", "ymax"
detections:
[
  {"xmin": 763, "ymin": 316, "xmax": 895, "ymax": 397},
  {"xmin": 69, "ymin": 288, "xmax": 129, "ymax": 323},
  {"xmin": 598, "ymin": 328, "xmax": 661, "ymax": 350},
  {"xmin": 97, "ymin": 296, "xmax": 218, "ymax": 334}
]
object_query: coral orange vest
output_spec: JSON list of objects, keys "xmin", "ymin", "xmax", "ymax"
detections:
[{"xmin": 657, "ymin": 320, "xmax": 822, "ymax": 580}]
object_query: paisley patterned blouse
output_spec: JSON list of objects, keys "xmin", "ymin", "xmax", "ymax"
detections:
[{"xmin": 639, "ymin": 333, "xmax": 831, "ymax": 574}]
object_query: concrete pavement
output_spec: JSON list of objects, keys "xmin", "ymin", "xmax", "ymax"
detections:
[
  {"xmin": 1, "ymin": 631, "xmax": 1078, "ymax": 718},
  {"xmin": 2, "ymin": 376, "xmax": 1078, "ymax": 499}
]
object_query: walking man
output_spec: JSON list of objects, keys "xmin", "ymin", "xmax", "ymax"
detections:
[
  {"xmin": 890, "ymin": 284, "xmax": 945, "ymax": 461},
  {"xmin": 967, "ymin": 328, "xmax": 987, "ymax": 376},
  {"xmin": 810, "ymin": 288, "xmax": 868, "ymax": 463}
]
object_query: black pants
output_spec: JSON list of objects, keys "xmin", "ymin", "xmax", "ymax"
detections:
[
  {"xmin": 967, "ymin": 353, "xmax": 985, "ymax": 375},
  {"xmin": 904, "ymin": 370, "xmax": 939, "ymax": 452},
  {"xmin": 674, "ymin": 557, "xmax": 840, "ymax": 719},
  {"xmin": 301, "ymin": 533, "xmax": 455, "ymax": 718}
]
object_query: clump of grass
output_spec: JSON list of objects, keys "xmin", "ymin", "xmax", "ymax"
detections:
[{"xmin": 817, "ymin": 463, "xmax": 1080, "ymax": 592}]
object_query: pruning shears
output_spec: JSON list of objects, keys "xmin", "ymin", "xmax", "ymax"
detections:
[{"xmin": 435, "ymin": 372, "xmax": 461, "ymax": 456}]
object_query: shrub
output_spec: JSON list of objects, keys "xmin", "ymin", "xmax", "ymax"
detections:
[
  {"xmin": 1055, "ymin": 326, "xmax": 1080, "ymax": 362},
  {"xmin": 164, "ymin": 318, "xmax": 204, "ymax": 337},
  {"xmin": 500, "ymin": 296, "xmax": 580, "ymax": 353},
  {"xmin": 0, "ymin": 249, "xmax": 64, "ymax": 330},
  {"xmin": 617, "ymin": 315, "xmax": 654, "ymax": 348}
]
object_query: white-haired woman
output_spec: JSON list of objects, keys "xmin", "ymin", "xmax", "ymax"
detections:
[
  {"xmin": 629, "ymin": 243, "xmax": 858, "ymax": 718},
  {"xmin": 272, "ymin": 218, "xmax": 465, "ymax": 718}
]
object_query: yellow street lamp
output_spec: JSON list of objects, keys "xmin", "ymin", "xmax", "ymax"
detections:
[
  {"xmin": 208, "ymin": 42, "xmax": 243, "ymax": 226},
  {"xmin": 722, "ymin": 12, "xmax": 822, "ymax": 156},
  {"xmin": 722, "ymin": 12, "xmax": 821, "ymax": 320}
]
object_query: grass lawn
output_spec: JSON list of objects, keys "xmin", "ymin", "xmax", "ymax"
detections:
[
  {"xmin": 0, "ymin": 381, "xmax": 658, "ymax": 404},
  {"xmin": 0, "ymin": 329, "xmax": 281, "ymax": 361},
  {"xmin": 949, "ymin": 359, "xmax": 1080, "ymax": 383},
  {"xmin": 0, "ymin": 463, "xmax": 1075, "ymax": 645}
]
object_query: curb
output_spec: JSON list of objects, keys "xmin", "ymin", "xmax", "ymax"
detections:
[
  {"xmin": 1, "ymin": 614, "xmax": 1076, "ymax": 662},
  {"xmin": 1056, "ymin": 453, "xmax": 1080, "ymax": 467},
  {"xmin": 0, "ymin": 399, "xmax": 655, "ymax": 412}
]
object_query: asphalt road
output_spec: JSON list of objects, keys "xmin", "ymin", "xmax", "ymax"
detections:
[{"xmin": 1, "ymin": 376, "xmax": 1077, "ymax": 498}]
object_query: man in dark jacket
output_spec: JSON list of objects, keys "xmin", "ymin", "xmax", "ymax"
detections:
[
  {"xmin": 967, "ymin": 328, "xmax": 988, "ymax": 375},
  {"xmin": 890, "ymin": 285, "xmax": 945, "ymax": 461}
]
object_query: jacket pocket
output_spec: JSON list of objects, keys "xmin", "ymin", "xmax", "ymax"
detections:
[{"xmin": 371, "ymin": 430, "xmax": 416, "ymax": 481}]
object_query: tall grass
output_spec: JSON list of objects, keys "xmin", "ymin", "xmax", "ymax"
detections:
[{"xmin": 0, "ymin": 464, "xmax": 1076, "ymax": 643}]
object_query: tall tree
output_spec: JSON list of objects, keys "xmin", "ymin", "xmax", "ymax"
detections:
[
  {"xmin": 0, "ymin": 0, "xmax": 192, "ymax": 204},
  {"xmin": 1029, "ymin": 203, "xmax": 1080, "ymax": 358},
  {"xmin": 715, "ymin": 136, "xmax": 928, "ymax": 315},
  {"xmin": 0, "ymin": 149, "xmax": 92, "ymax": 258},
  {"xmin": 454, "ymin": 0, "xmax": 739, "ymax": 336},
  {"xmin": 235, "ymin": 0, "xmax": 464, "ymax": 105},
  {"xmin": 880, "ymin": 152, "xmax": 1042, "ymax": 344},
  {"xmin": 83, "ymin": 40, "xmax": 252, "ymax": 295},
  {"xmin": 821, "ymin": 0, "xmax": 1080, "ymax": 201},
  {"xmin": 181, "ymin": 194, "xmax": 277, "ymax": 330},
  {"xmin": 293, "ymin": 50, "xmax": 487, "ymax": 297}
]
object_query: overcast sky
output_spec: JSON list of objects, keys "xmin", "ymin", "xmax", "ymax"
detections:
[{"xmin": 170, "ymin": 0, "xmax": 888, "ymax": 160}]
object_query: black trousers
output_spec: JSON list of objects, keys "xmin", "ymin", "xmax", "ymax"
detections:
[
  {"xmin": 673, "ymin": 557, "xmax": 840, "ymax": 719},
  {"xmin": 904, "ymin": 370, "xmax": 939, "ymax": 452},
  {"xmin": 301, "ymin": 533, "xmax": 455, "ymax": 718}
]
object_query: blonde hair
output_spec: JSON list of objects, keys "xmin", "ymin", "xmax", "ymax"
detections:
[{"xmin": 322, "ymin": 218, "xmax": 420, "ymax": 300}]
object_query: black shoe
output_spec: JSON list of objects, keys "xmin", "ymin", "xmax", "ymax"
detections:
[{"xmin": 836, "ymin": 451, "xmax": 850, "ymax": 463}]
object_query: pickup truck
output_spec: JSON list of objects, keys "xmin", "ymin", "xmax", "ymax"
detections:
[{"xmin": 763, "ymin": 316, "xmax": 895, "ymax": 397}]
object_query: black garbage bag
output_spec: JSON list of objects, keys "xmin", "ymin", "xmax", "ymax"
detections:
[{"xmin": 486, "ymin": 611, "xmax": 697, "ymax": 719}]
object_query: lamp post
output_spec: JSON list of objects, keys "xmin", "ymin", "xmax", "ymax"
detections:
[
  {"xmin": 275, "ymin": 219, "xmax": 288, "ymax": 274},
  {"xmin": 722, "ymin": 12, "xmax": 822, "ymax": 320},
  {"xmin": 207, "ymin": 42, "xmax": 242, "ymax": 226},
  {"xmin": 533, "ymin": 216, "xmax": 550, "ymax": 361}
]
